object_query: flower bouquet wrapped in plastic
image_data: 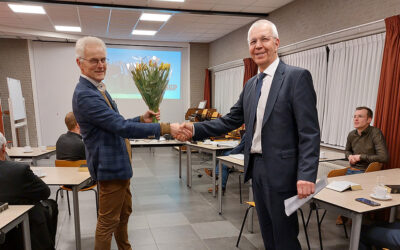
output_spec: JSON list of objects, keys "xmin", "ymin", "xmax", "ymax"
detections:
[{"xmin": 130, "ymin": 57, "xmax": 170, "ymax": 123}]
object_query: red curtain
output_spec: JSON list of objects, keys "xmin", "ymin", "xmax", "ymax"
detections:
[
  {"xmin": 204, "ymin": 69, "xmax": 211, "ymax": 108},
  {"xmin": 0, "ymin": 103, "xmax": 4, "ymax": 135},
  {"xmin": 243, "ymin": 58, "xmax": 258, "ymax": 86},
  {"xmin": 374, "ymin": 15, "xmax": 400, "ymax": 170}
]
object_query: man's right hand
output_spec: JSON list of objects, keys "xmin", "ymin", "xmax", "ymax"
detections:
[
  {"xmin": 170, "ymin": 123, "xmax": 193, "ymax": 141},
  {"xmin": 348, "ymin": 155, "xmax": 361, "ymax": 165}
]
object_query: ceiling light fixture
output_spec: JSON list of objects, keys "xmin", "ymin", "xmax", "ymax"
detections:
[
  {"xmin": 8, "ymin": 4, "xmax": 46, "ymax": 14},
  {"xmin": 140, "ymin": 13, "xmax": 172, "ymax": 22},
  {"xmin": 132, "ymin": 30, "xmax": 157, "ymax": 36},
  {"xmin": 55, "ymin": 26, "xmax": 82, "ymax": 32}
]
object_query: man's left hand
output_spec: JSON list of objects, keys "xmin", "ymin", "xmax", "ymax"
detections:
[
  {"xmin": 297, "ymin": 180, "xmax": 315, "ymax": 199},
  {"xmin": 142, "ymin": 110, "xmax": 160, "ymax": 123}
]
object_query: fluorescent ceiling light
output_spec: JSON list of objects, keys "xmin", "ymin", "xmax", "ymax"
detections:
[
  {"xmin": 8, "ymin": 4, "xmax": 46, "ymax": 14},
  {"xmin": 140, "ymin": 13, "xmax": 171, "ymax": 22},
  {"xmin": 132, "ymin": 30, "xmax": 157, "ymax": 36},
  {"xmin": 55, "ymin": 26, "xmax": 81, "ymax": 32}
]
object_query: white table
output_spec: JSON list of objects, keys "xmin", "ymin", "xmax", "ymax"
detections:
[
  {"xmin": 186, "ymin": 142, "xmax": 236, "ymax": 197},
  {"xmin": 0, "ymin": 205, "xmax": 33, "ymax": 250},
  {"xmin": 37, "ymin": 166, "xmax": 91, "ymax": 250},
  {"xmin": 313, "ymin": 168, "xmax": 400, "ymax": 250},
  {"xmin": 319, "ymin": 148, "xmax": 345, "ymax": 162},
  {"xmin": 6, "ymin": 147, "xmax": 56, "ymax": 165},
  {"xmin": 130, "ymin": 139, "xmax": 185, "ymax": 178}
]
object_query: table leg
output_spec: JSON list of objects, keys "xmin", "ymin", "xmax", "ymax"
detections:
[
  {"xmin": 389, "ymin": 206, "xmax": 396, "ymax": 222},
  {"xmin": 187, "ymin": 145, "xmax": 192, "ymax": 187},
  {"xmin": 349, "ymin": 213, "xmax": 362, "ymax": 250},
  {"xmin": 21, "ymin": 213, "xmax": 32, "ymax": 250},
  {"xmin": 247, "ymin": 181, "xmax": 254, "ymax": 233},
  {"xmin": 212, "ymin": 151, "xmax": 216, "ymax": 197},
  {"xmin": 72, "ymin": 186, "xmax": 82, "ymax": 250},
  {"xmin": 179, "ymin": 146, "xmax": 182, "ymax": 179},
  {"xmin": 31, "ymin": 158, "xmax": 37, "ymax": 166},
  {"xmin": 218, "ymin": 160, "xmax": 223, "ymax": 214}
]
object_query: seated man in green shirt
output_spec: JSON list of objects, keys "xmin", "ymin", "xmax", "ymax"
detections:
[{"xmin": 345, "ymin": 106, "xmax": 389, "ymax": 174}]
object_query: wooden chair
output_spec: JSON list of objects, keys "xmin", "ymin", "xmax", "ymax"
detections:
[
  {"xmin": 327, "ymin": 167, "xmax": 350, "ymax": 177},
  {"xmin": 236, "ymin": 202, "xmax": 310, "ymax": 250},
  {"xmin": 54, "ymin": 160, "xmax": 98, "ymax": 216},
  {"xmin": 365, "ymin": 162, "xmax": 383, "ymax": 173}
]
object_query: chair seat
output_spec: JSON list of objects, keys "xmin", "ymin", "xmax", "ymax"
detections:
[
  {"xmin": 246, "ymin": 201, "xmax": 255, "ymax": 207},
  {"xmin": 60, "ymin": 184, "xmax": 97, "ymax": 192}
]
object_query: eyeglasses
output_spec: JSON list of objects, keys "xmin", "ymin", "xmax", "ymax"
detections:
[
  {"xmin": 80, "ymin": 57, "xmax": 109, "ymax": 65},
  {"xmin": 249, "ymin": 36, "xmax": 276, "ymax": 46}
]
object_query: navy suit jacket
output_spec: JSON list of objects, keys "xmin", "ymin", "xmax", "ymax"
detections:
[
  {"xmin": 72, "ymin": 76, "xmax": 161, "ymax": 181},
  {"xmin": 194, "ymin": 61, "xmax": 320, "ymax": 192}
]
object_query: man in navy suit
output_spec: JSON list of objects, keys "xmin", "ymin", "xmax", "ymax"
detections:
[
  {"xmin": 72, "ymin": 36, "xmax": 189, "ymax": 250},
  {"xmin": 183, "ymin": 20, "xmax": 320, "ymax": 249}
]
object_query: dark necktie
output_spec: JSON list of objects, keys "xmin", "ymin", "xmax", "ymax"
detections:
[
  {"xmin": 247, "ymin": 73, "xmax": 266, "ymax": 142},
  {"xmin": 254, "ymin": 72, "xmax": 266, "ymax": 105}
]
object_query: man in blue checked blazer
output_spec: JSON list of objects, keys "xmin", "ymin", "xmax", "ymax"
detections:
[
  {"xmin": 72, "ymin": 36, "xmax": 189, "ymax": 250},
  {"xmin": 183, "ymin": 20, "xmax": 320, "ymax": 249}
]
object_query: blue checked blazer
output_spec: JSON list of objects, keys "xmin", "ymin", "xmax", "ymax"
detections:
[{"xmin": 72, "ymin": 76, "xmax": 161, "ymax": 181}]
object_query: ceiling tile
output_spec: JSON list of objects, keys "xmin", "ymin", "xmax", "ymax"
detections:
[
  {"xmin": 211, "ymin": 4, "xmax": 248, "ymax": 12},
  {"xmin": 108, "ymin": 9, "xmax": 140, "ymax": 37},
  {"xmin": 251, "ymin": 0, "xmax": 293, "ymax": 8},
  {"xmin": 179, "ymin": 3, "xmax": 214, "ymax": 11},
  {"xmin": 46, "ymin": 5, "xmax": 80, "ymax": 26},
  {"xmin": 135, "ymin": 21, "xmax": 163, "ymax": 30},
  {"xmin": 113, "ymin": 0, "xmax": 148, "ymax": 6}
]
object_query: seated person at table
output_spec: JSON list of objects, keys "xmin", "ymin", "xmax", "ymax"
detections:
[
  {"xmin": 56, "ymin": 112, "xmax": 95, "ymax": 188},
  {"xmin": 0, "ymin": 132, "xmax": 58, "ymax": 250},
  {"xmin": 56, "ymin": 111, "xmax": 85, "ymax": 161},
  {"xmin": 345, "ymin": 106, "xmax": 388, "ymax": 174},
  {"xmin": 205, "ymin": 133, "xmax": 246, "ymax": 194},
  {"xmin": 359, "ymin": 221, "xmax": 400, "ymax": 250}
]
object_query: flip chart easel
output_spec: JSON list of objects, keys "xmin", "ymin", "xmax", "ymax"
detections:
[{"xmin": 6, "ymin": 77, "xmax": 29, "ymax": 147}]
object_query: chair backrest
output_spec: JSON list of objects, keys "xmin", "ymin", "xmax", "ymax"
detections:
[
  {"xmin": 327, "ymin": 167, "xmax": 349, "ymax": 178},
  {"xmin": 55, "ymin": 160, "xmax": 87, "ymax": 167},
  {"xmin": 365, "ymin": 162, "xmax": 383, "ymax": 173}
]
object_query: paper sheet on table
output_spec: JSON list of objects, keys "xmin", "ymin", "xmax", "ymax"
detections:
[
  {"xmin": 216, "ymin": 141, "xmax": 239, "ymax": 147},
  {"xmin": 229, "ymin": 154, "xmax": 244, "ymax": 160},
  {"xmin": 284, "ymin": 177, "xmax": 328, "ymax": 216}
]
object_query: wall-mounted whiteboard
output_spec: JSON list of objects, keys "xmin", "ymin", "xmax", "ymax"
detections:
[{"xmin": 6, "ymin": 77, "xmax": 26, "ymax": 121}]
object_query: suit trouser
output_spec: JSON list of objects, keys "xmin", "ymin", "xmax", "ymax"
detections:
[
  {"xmin": 95, "ymin": 179, "xmax": 132, "ymax": 250},
  {"xmin": 251, "ymin": 155, "xmax": 301, "ymax": 250}
]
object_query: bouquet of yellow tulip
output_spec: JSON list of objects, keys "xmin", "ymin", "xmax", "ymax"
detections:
[{"xmin": 131, "ymin": 58, "xmax": 170, "ymax": 123}]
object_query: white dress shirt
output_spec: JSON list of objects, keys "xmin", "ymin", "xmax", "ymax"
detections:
[
  {"xmin": 81, "ymin": 74, "xmax": 106, "ymax": 92},
  {"xmin": 250, "ymin": 57, "xmax": 280, "ymax": 154}
]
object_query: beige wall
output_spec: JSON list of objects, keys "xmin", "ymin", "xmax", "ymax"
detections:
[
  {"xmin": 189, "ymin": 43, "xmax": 209, "ymax": 107},
  {"xmin": 209, "ymin": 0, "xmax": 400, "ymax": 67},
  {"xmin": 0, "ymin": 38, "xmax": 37, "ymax": 146}
]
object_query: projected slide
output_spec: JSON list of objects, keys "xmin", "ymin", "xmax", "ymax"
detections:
[{"xmin": 105, "ymin": 48, "xmax": 181, "ymax": 99}]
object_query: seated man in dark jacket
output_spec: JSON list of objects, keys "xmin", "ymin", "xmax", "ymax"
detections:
[
  {"xmin": 0, "ymin": 132, "xmax": 58, "ymax": 250},
  {"xmin": 56, "ymin": 111, "xmax": 86, "ymax": 161}
]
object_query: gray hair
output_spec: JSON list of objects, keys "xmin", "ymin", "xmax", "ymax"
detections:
[
  {"xmin": 75, "ymin": 36, "xmax": 107, "ymax": 59},
  {"xmin": 0, "ymin": 132, "xmax": 6, "ymax": 148},
  {"xmin": 247, "ymin": 19, "xmax": 279, "ymax": 43}
]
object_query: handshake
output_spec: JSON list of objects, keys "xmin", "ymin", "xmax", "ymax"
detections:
[
  {"xmin": 170, "ymin": 123, "xmax": 193, "ymax": 142},
  {"xmin": 142, "ymin": 110, "xmax": 193, "ymax": 141}
]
